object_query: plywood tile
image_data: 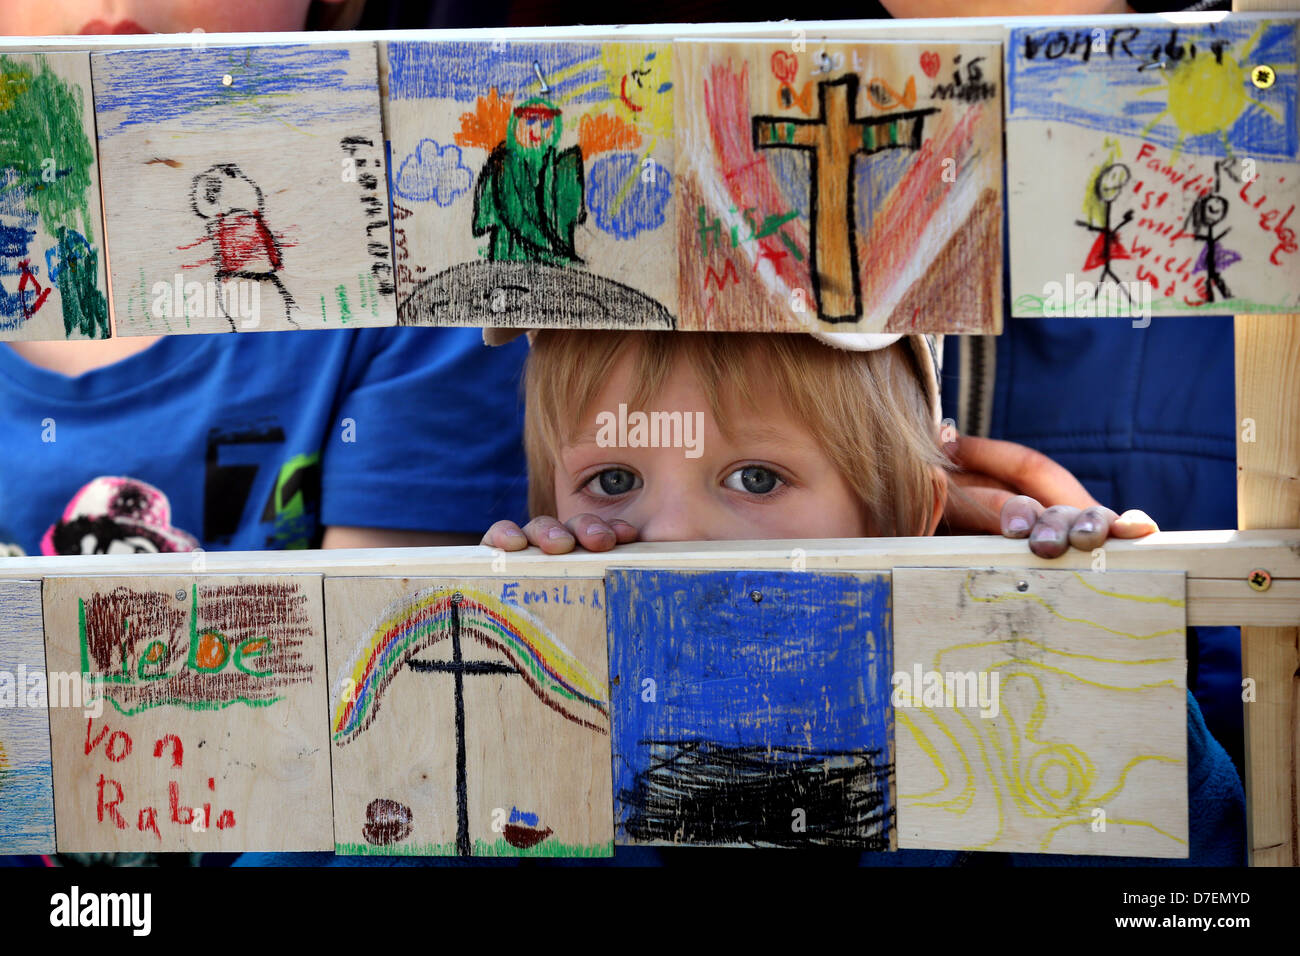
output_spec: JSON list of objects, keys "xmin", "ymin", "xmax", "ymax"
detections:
[
  {"xmin": 893, "ymin": 567, "xmax": 1188, "ymax": 858},
  {"xmin": 93, "ymin": 44, "xmax": 396, "ymax": 334},
  {"xmin": 43, "ymin": 574, "xmax": 332, "ymax": 852},
  {"xmin": 0, "ymin": 52, "xmax": 110, "ymax": 342},
  {"xmin": 1007, "ymin": 17, "xmax": 1300, "ymax": 317},
  {"xmin": 607, "ymin": 568, "xmax": 894, "ymax": 848},
  {"xmin": 0, "ymin": 580, "xmax": 55, "ymax": 854},
  {"xmin": 326, "ymin": 576, "xmax": 612, "ymax": 857},
  {"xmin": 676, "ymin": 39, "xmax": 1003, "ymax": 333},
  {"xmin": 383, "ymin": 39, "xmax": 677, "ymax": 332}
]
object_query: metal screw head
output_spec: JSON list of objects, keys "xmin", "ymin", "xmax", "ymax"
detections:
[
  {"xmin": 1016, "ymin": 580, "xmax": 1029, "ymax": 592},
  {"xmin": 1248, "ymin": 569, "xmax": 1271, "ymax": 592},
  {"xmin": 176, "ymin": 589, "xmax": 187, "ymax": 601},
  {"xmin": 1252, "ymin": 65, "xmax": 1276, "ymax": 89},
  {"xmin": 750, "ymin": 590, "xmax": 763, "ymax": 603}
]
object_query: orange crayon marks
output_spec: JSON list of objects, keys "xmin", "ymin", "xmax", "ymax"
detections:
[{"xmin": 455, "ymin": 87, "xmax": 512, "ymax": 151}]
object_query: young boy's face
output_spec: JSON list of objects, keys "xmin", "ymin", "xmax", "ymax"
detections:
[{"xmin": 553, "ymin": 346, "xmax": 876, "ymax": 542}]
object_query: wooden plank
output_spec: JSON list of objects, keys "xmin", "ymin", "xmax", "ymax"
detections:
[
  {"xmin": 43, "ymin": 574, "xmax": 332, "ymax": 852},
  {"xmin": 1007, "ymin": 16, "xmax": 1300, "ymax": 320},
  {"xmin": 894, "ymin": 567, "xmax": 1189, "ymax": 858},
  {"xmin": 383, "ymin": 39, "xmax": 676, "ymax": 332},
  {"xmin": 1236, "ymin": 312, "xmax": 1300, "ymax": 867},
  {"xmin": 1190, "ymin": 577, "xmax": 1300, "ymax": 627},
  {"xmin": 1234, "ymin": 0, "xmax": 1298, "ymax": 866},
  {"xmin": 5, "ymin": 12, "xmax": 1265, "ymax": 53},
  {"xmin": 326, "ymin": 576, "xmax": 612, "ymax": 857},
  {"xmin": 92, "ymin": 43, "xmax": 396, "ymax": 335},
  {"xmin": 1, "ymin": 529, "xmax": 1294, "ymax": 591},
  {"xmin": 0, "ymin": 580, "xmax": 55, "ymax": 854},
  {"xmin": 607, "ymin": 568, "xmax": 894, "ymax": 848},
  {"xmin": 0, "ymin": 52, "xmax": 110, "ymax": 342},
  {"xmin": 675, "ymin": 38, "xmax": 1003, "ymax": 333}
]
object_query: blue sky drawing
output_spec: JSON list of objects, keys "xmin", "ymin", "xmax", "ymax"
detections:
[
  {"xmin": 94, "ymin": 45, "xmax": 378, "ymax": 137},
  {"xmin": 1008, "ymin": 20, "xmax": 1297, "ymax": 161},
  {"xmin": 387, "ymin": 41, "xmax": 611, "ymax": 106},
  {"xmin": 607, "ymin": 568, "xmax": 892, "ymax": 763}
]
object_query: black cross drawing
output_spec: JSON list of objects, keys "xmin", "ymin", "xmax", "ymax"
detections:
[{"xmin": 407, "ymin": 592, "xmax": 519, "ymax": 857}]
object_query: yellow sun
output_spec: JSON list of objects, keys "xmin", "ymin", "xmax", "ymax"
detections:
[
  {"xmin": 1138, "ymin": 24, "xmax": 1290, "ymax": 159},
  {"xmin": 1166, "ymin": 54, "xmax": 1249, "ymax": 137}
]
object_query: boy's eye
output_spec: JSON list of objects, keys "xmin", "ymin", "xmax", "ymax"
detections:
[
  {"xmin": 585, "ymin": 468, "xmax": 641, "ymax": 497},
  {"xmin": 723, "ymin": 466, "xmax": 783, "ymax": 495}
]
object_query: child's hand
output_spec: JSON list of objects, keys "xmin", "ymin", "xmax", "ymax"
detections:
[
  {"xmin": 942, "ymin": 434, "xmax": 1158, "ymax": 556},
  {"xmin": 481, "ymin": 515, "xmax": 639, "ymax": 555},
  {"xmin": 1000, "ymin": 496, "xmax": 1158, "ymax": 558}
]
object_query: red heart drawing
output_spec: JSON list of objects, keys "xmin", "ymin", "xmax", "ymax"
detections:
[
  {"xmin": 771, "ymin": 50, "xmax": 799, "ymax": 85},
  {"xmin": 920, "ymin": 51, "xmax": 941, "ymax": 78}
]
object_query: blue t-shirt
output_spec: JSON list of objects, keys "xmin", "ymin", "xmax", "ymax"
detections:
[{"xmin": 0, "ymin": 327, "xmax": 529, "ymax": 556}]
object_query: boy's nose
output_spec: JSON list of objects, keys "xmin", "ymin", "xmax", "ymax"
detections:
[{"xmin": 634, "ymin": 491, "xmax": 719, "ymax": 544}]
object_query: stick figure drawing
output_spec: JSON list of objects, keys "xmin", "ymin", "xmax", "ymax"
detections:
[
  {"xmin": 188, "ymin": 164, "xmax": 296, "ymax": 329},
  {"xmin": 1075, "ymin": 162, "xmax": 1134, "ymax": 302},
  {"xmin": 1186, "ymin": 191, "xmax": 1238, "ymax": 305}
]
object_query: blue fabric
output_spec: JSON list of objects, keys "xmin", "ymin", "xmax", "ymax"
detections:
[{"xmin": 0, "ymin": 327, "xmax": 529, "ymax": 557}]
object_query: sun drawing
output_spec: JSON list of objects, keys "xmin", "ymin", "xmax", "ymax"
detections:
[{"xmin": 1137, "ymin": 24, "xmax": 1292, "ymax": 159}]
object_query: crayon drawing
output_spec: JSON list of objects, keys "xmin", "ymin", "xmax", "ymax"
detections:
[
  {"xmin": 326, "ymin": 577, "xmax": 612, "ymax": 857},
  {"xmin": 607, "ymin": 569, "xmax": 894, "ymax": 849},
  {"xmin": 893, "ymin": 568, "xmax": 1188, "ymax": 858},
  {"xmin": 676, "ymin": 40, "xmax": 1003, "ymax": 333},
  {"xmin": 92, "ymin": 44, "xmax": 396, "ymax": 334},
  {"xmin": 0, "ymin": 580, "xmax": 55, "ymax": 854},
  {"xmin": 1007, "ymin": 18, "xmax": 1300, "ymax": 316},
  {"xmin": 0, "ymin": 53, "xmax": 110, "ymax": 342},
  {"xmin": 43, "ymin": 575, "xmax": 332, "ymax": 852},
  {"xmin": 383, "ymin": 40, "xmax": 676, "ymax": 331}
]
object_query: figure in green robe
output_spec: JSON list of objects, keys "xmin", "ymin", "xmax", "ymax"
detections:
[{"xmin": 471, "ymin": 98, "xmax": 586, "ymax": 265}]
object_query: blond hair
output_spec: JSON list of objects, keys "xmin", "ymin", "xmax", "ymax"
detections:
[{"xmin": 524, "ymin": 330, "xmax": 952, "ymax": 537}]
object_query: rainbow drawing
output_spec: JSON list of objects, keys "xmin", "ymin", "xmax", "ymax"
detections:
[{"xmin": 331, "ymin": 586, "xmax": 608, "ymax": 743}]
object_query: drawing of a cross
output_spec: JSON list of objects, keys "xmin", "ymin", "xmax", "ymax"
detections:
[
  {"xmin": 752, "ymin": 74, "xmax": 939, "ymax": 321},
  {"xmin": 408, "ymin": 592, "xmax": 519, "ymax": 857}
]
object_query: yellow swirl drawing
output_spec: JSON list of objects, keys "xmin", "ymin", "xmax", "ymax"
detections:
[{"xmin": 901, "ymin": 571, "xmax": 1187, "ymax": 853}]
